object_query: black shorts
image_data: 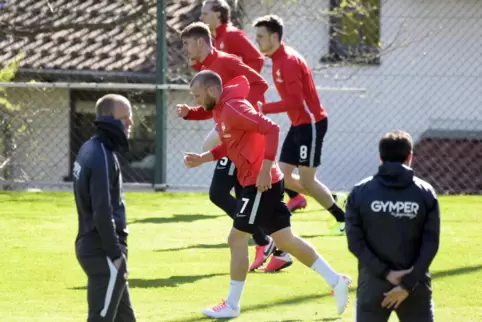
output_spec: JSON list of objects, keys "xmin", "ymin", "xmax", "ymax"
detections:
[
  {"xmin": 279, "ymin": 117, "xmax": 328, "ymax": 168},
  {"xmin": 215, "ymin": 156, "xmax": 236, "ymax": 176},
  {"xmin": 233, "ymin": 180, "xmax": 291, "ymax": 235},
  {"xmin": 211, "ymin": 157, "xmax": 242, "ymax": 197},
  {"xmin": 356, "ymin": 276, "xmax": 434, "ymax": 322},
  {"xmin": 77, "ymin": 254, "xmax": 136, "ymax": 322}
]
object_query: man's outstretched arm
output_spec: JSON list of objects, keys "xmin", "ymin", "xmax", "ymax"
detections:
[{"xmin": 184, "ymin": 106, "xmax": 214, "ymax": 120}]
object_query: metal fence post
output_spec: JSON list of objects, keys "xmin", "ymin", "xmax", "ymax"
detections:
[{"xmin": 154, "ymin": 0, "xmax": 168, "ymax": 191}]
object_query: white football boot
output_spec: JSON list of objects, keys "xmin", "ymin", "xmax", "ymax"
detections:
[
  {"xmin": 202, "ymin": 300, "xmax": 240, "ymax": 319},
  {"xmin": 331, "ymin": 274, "xmax": 352, "ymax": 315}
]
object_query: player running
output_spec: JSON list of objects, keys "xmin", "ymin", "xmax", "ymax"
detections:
[
  {"xmin": 198, "ymin": 0, "xmax": 308, "ymax": 213},
  {"xmin": 200, "ymin": 0, "xmax": 307, "ymax": 265},
  {"xmin": 196, "ymin": 0, "xmax": 263, "ymax": 71},
  {"xmin": 252, "ymin": 15, "xmax": 346, "ymax": 234},
  {"xmin": 176, "ymin": 22, "xmax": 293, "ymax": 272},
  {"xmin": 184, "ymin": 70, "xmax": 351, "ymax": 319}
]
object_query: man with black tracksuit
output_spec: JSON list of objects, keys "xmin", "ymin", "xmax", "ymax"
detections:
[
  {"xmin": 73, "ymin": 94, "xmax": 136, "ymax": 322},
  {"xmin": 345, "ymin": 130, "xmax": 440, "ymax": 322}
]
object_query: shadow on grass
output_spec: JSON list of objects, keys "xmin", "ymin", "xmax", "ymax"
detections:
[
  {"xmin": 271, "ymin": 319, "xmax": 340, "ymax": 322},
  {"xmin": 70, "ymin": 273, "xmax": 228, "ymax": 290},
  {"xmin": 155, "ymin": 242, "xmax": 228, "ymax": 252},
  {"xmin": 128, "ymin": 273, "xmax": 228, "ymax": 288},
  {"xmin": 170, "ymin": 264, "xmax": 482, "ymax": 322},
  {"xmin": 155, "ymin": 240, "xmax": 256, "ymax": 253},
  {"xmin": 431, "ymin": 264, "xmax": 482, "ymax": 279},
  {"xmin": 299, "ymin": 234, "xmax": 344, "ymax": 239},
  {"xmin": 130, "ymin": 214, "xmax": 223, "ymax": 224},
  {"xmin": 170, "ymin": 291, "xmax": 351, "ymax": 322},
  {"xmin": 291, "ymin": 208, "xmax": 328, "ymax": 215},
  {"xmin": 155, "ymin": 235, "xmax": 339, "ymax": 253}
]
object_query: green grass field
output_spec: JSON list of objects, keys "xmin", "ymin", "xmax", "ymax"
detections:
[{"xmin": 0, "ymin": 192, "xmax": 481, "ymax": 322}]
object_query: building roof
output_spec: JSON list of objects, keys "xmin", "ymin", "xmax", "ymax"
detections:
[{"xmin": 0, "ymin": 0, "xmax": 243, "ymax": 83}]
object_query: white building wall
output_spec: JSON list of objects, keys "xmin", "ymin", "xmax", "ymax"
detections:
[{"xmin": 239, "ymin": 0, "xmax": 482, "ymax": 190}]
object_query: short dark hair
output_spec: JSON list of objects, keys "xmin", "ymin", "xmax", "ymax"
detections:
[
  {"xmin": 190, "ymin": 70, "xmax": 223, "ymax": 88},
  {"xmin": 253, "ymin": 14, "xmax": 284, "ymax": 41},
  {"xmin": 180, "ymin": 22, "xmax": 212, "ymax": 44},
  {"xmin": 203, "ymin": 0, "xmax": 231, "ymax": 24},
  {"xmin": 379, "ymin": 130, "xmax": 414, "ymax": 163},
  {"xmin": 95, "ymin": 94, "xmax": 128, "ymax": 117}
]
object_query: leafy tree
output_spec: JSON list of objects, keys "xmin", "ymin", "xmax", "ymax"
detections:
[{"xmin": 0, "ymin": 54, "xmax": 29, "ymax": 189}]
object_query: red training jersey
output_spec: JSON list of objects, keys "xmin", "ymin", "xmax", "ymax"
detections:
[
  {"xmin": 213, "ymin": 23, "xmax": 265, "ymax": 73},
  {"xmin": 193, "ymin": 23, "xmax": 265, "ymax": 73},
  {"xmin": 262, "ymin": 43, "xmax": 327, "ymax": 127},
  {"xmin": 185, "ymin": 48, "xmax": 268, "ymax": 121},
  {"xmin": 209, "ymin": 76, "xmax": 284, "ymax": 187}
]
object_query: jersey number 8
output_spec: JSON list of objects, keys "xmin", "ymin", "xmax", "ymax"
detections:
[{"xmin": 300, "ymin": 145, "xmax": 308, "ymax": 160}]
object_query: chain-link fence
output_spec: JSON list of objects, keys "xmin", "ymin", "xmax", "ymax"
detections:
[{"xmin": 1, "ymin": 0, "xmax": 481, "ymax": 194}]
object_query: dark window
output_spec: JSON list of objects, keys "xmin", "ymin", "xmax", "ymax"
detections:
[
  {"xmin": 321, "ymin": 0, "xmax": 381, "ymax": 65},
  {"xmin": 66, "ymin": 90, "xmax": 156, "ymax": 183}
]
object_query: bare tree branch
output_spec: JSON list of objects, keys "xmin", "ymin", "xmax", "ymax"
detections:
[{"xmin": 0, "ymin": 157, "xmax": 11, "ymax": 171}]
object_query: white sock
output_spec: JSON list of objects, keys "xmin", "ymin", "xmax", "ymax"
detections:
[
  {"xmin": 226, "ymin": 280, "xmax": 245, "ymax": 310},
  {"xmin": 311, "ymin": 256, "xmax": 339, "ymax": 287}
]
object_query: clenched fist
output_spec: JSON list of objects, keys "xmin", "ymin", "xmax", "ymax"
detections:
[{"xmin": 176, "ymin": 104, "xmax": 190, "ymax": 118}]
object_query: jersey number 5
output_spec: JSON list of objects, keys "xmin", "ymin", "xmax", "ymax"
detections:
[{"xmin": 219, "ymin": 157, "xmax": 229, "ymax": 166}]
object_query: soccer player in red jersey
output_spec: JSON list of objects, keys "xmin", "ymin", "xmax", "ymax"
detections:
[
  {"xmin": 176, "ymin": 22, "xmax": 294, "ymax": 272},
  {"xmin": 198, "ymin": 0, "xmax": 309, "ymax": 216},
  {"xmin": 193, "ymin": 0, "xmax": 264, "ymax": 72},
  {"xmin": 252, "ymin": 15, "xmax": 346, "ymax": 234},
  {"xmin": 183, "ymin": 70, "xmax": 351, "ymax": 319},
  {"xmin": 177, "ymin": 23, "xmax": 267, "ymax": 118}
]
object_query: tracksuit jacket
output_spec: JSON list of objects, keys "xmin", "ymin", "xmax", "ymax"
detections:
[{"xmin": 345, "ymin": 162, "xmax": 440, "ymax": 298}]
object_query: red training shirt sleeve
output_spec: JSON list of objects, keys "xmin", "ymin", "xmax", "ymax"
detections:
[
  {"xmin": 184, "ymin": 106, "xmax": 213, "ymax": 121},
  {"xmin": 210, "ymin": 143, "xmax": 227, "ymax": 160},
  {"xmin": 226, "ymin": 31, "xmax": 265, "ymax": 73},
  {"xmin": 225, "ymin": 101, "xmax": 279, "ymax": 161},
  {"xmin": 227, "ymin": 57, "xmax": 269, "ymax": 107},
  {"xmin": 262, "ymin": 58, "xmax": 305, "ymax": 114}
]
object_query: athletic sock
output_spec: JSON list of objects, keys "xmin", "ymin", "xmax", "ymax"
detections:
[
  {"xmin": 311, "ymin": 256, "xmax": 339, "ymax": 287},
  {"xmin": 252, "ymin": 229, "xmax": 270, "ymax": 246},
  {"xmin": 226, "ymin": 280, "xmax": 245, "ymax": 310},
  {"xmin": 273, "ymin": 249, "xmax": 285, "ymax": 256},
  {"xmin": 327, "ymin": 203, "xmax": 345, "ymax": 222},
  {"xmin": 286, "ymin": 189, "xmax": 299, "ymax": 199}
]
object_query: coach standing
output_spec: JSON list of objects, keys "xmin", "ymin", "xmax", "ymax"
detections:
[
  {"xmin": 345, "ymin": 130, "xmax": 440, "ymax": 322},
  {"xmin": 73, "ymin": 94, "xmax": 136, "ymax": 322}
]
